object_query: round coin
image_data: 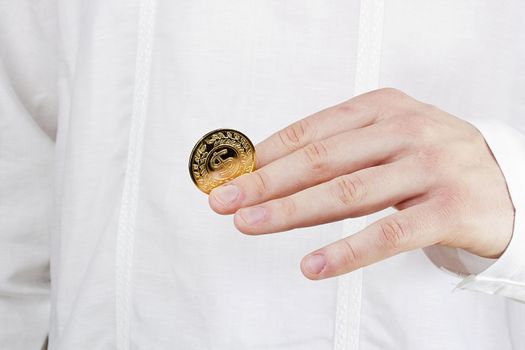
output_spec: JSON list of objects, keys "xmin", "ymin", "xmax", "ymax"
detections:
[{"xmin": 189, "ymin": 129, "xmax": 256, "ymax": 194}]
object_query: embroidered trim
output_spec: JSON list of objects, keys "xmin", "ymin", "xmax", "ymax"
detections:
[
  {"xmin": 354, "ymin": 0, "xmax": 385, "ymax": 96},
  {"xmin": 115, "ymin": 1, "xmax": 156, "ymax": 349},
  {"xmin": 333, "ymin": 221, "xmax": 365, "ymax": 350},
  {"xmin": 333, "ymin": 1, "xmax": 384, "ymax": 350}
]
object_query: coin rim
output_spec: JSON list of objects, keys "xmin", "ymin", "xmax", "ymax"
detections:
[{"xmin": 188, "ymin": 128, "xmax": 257, "ymax": 194}]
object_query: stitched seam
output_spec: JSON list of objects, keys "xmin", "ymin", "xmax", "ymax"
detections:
[
  {"xmin": 115, "ymin": 1, "xmax": 156, "ymax": 349},
  {"xmin": 459, "ymin": 275, "xmax": 525, "ymax": 288}
]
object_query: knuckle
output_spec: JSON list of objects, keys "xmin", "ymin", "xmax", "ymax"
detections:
[
  {"xmin": 374, "ymin": 87, "xmax": 408, "ymax": 101},
  {"xmin": 416, "ymin": 147, "xmax": 444, "ymax": 175},
  {"xmin": 435, "ymin": 188, "xmax": 465, "ymax": 213},
  {"xmin": 334, "ymin": 99, "xmax": 376, "ymax": 125},
  {"xmin": 302, "ymin": 141, "xmax": 329, "ymax": 171},
  {"xmin": 279, "ymin": 119, "xmax": 310, "ymax": 151},
  {"xmin": 341, "ymin": 239, "xmax": 360, "ymax": 268},
  {"xmin": 378, "ymin": 218, "xmax": 410, "ymax": 251},
  {"xmin": 251, "ymin": 170, "xmax": 271, "ymax": 198},
  {"xmin": 433, "ymin": 189, "xmax": 467, "ymax": 243},
  {"xmin": 279, "ymin": 197, "xmax": 297, "ymax": 219},
  {"xmin": 358, "ymin": 88, "xmax": 410, "ymax": 121},
  {"xmin": 335, "ymin": 101, "xmax": 359, "ymax": 116},
  {"xmin": 332, "ymin": 175, "xmax": 366, "ymax": 207}
]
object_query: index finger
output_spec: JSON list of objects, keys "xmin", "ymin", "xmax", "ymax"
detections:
[{"xmin": 255, "ymin": 98, "xmax": 378, "ymax": 168}]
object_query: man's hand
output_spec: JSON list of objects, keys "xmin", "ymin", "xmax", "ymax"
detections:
[{"xmin": 208, "ymin": 88, "xmax": 515, "ymax": 280}]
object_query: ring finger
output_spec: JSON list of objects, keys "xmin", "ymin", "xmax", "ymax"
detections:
[{"xmin": 233, "ymin": 158, "xmax": 429, "ymax": 235}]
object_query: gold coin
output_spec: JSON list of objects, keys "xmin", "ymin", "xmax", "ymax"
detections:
[{"xmin": 189, "ymin": 129, "xmax": 256, "ymax": 194}]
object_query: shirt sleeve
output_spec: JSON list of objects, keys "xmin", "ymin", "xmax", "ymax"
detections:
[
  {"xmin": 0, "ymin": 1, "xmax": 57, "ymax": 348},
  {"xmin": 424, "ymin": 119, "xmax": 525, "ymax": 303}
]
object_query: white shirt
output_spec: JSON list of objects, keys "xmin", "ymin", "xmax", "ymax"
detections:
[{"xmin": 1, "ymin": 1, "xmax": 524, "ymax": 349}]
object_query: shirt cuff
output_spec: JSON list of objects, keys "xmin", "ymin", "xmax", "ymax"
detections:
[{"xmin": 424, "ymin": 120, "xmax": 525, "ymax": 303}]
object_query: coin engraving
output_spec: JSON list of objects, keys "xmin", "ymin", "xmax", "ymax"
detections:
[{"xmin": 189, "ymin": 129, "xmax": 256, "ymax": 194}]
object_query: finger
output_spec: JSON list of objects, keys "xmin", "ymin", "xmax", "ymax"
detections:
[
  {"xmin": 209, "ymin": 123, "xmax": 405, "ymax": 214},
  {"xmin": 254, "ymin": 88, "xmax": 417, "ymax": 168},
  {"xmin": 300, "ymin": 201, "xmax": 450, "ymax": 280},
  {"xmin": 255, "ymin": 98, "xmax": 380, "ymax": 168},
  {"xmin": 233, "ymin": 159, "xmax": 428, "ymax": 235}
]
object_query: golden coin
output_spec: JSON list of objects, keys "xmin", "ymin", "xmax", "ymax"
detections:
[{"xmin": 189, "ymin": 129, "xmax": 256, "ymax": 194}]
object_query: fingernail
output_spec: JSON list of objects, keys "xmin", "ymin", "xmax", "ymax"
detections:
[
  {"xmin": 212, "ymin": 185, "xmax": 239, "ymax": 205},
  {"xmin": 239, "ymin": 206, "xmax": 267, "ymax": 225},
  {"xmin": 304, "ymin": 254, "xmax": 326, "ymax": 275}
]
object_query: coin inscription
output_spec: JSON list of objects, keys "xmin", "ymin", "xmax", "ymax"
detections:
[{"xmin": 189, "ymin": 129, "xmax": 256, "ymax": 194}]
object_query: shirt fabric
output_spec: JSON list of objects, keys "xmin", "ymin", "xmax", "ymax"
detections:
[{"xmin": 1, "ymin": 1, "xmax": 524, "ymax": 349}]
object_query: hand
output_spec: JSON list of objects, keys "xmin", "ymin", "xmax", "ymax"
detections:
[{"xmin": 208, "ymin": 88, "xmax": 515, "ymax": 280}]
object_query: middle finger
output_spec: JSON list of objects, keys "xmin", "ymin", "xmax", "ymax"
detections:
[{"xmin": 209, "ymin": 122, "xmax": 406, "ymax": 214}]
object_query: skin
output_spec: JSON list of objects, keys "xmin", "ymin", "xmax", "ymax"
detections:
[{"xmin": 208, "ymin": 88, "xmax": 515, "ymax": 280}]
